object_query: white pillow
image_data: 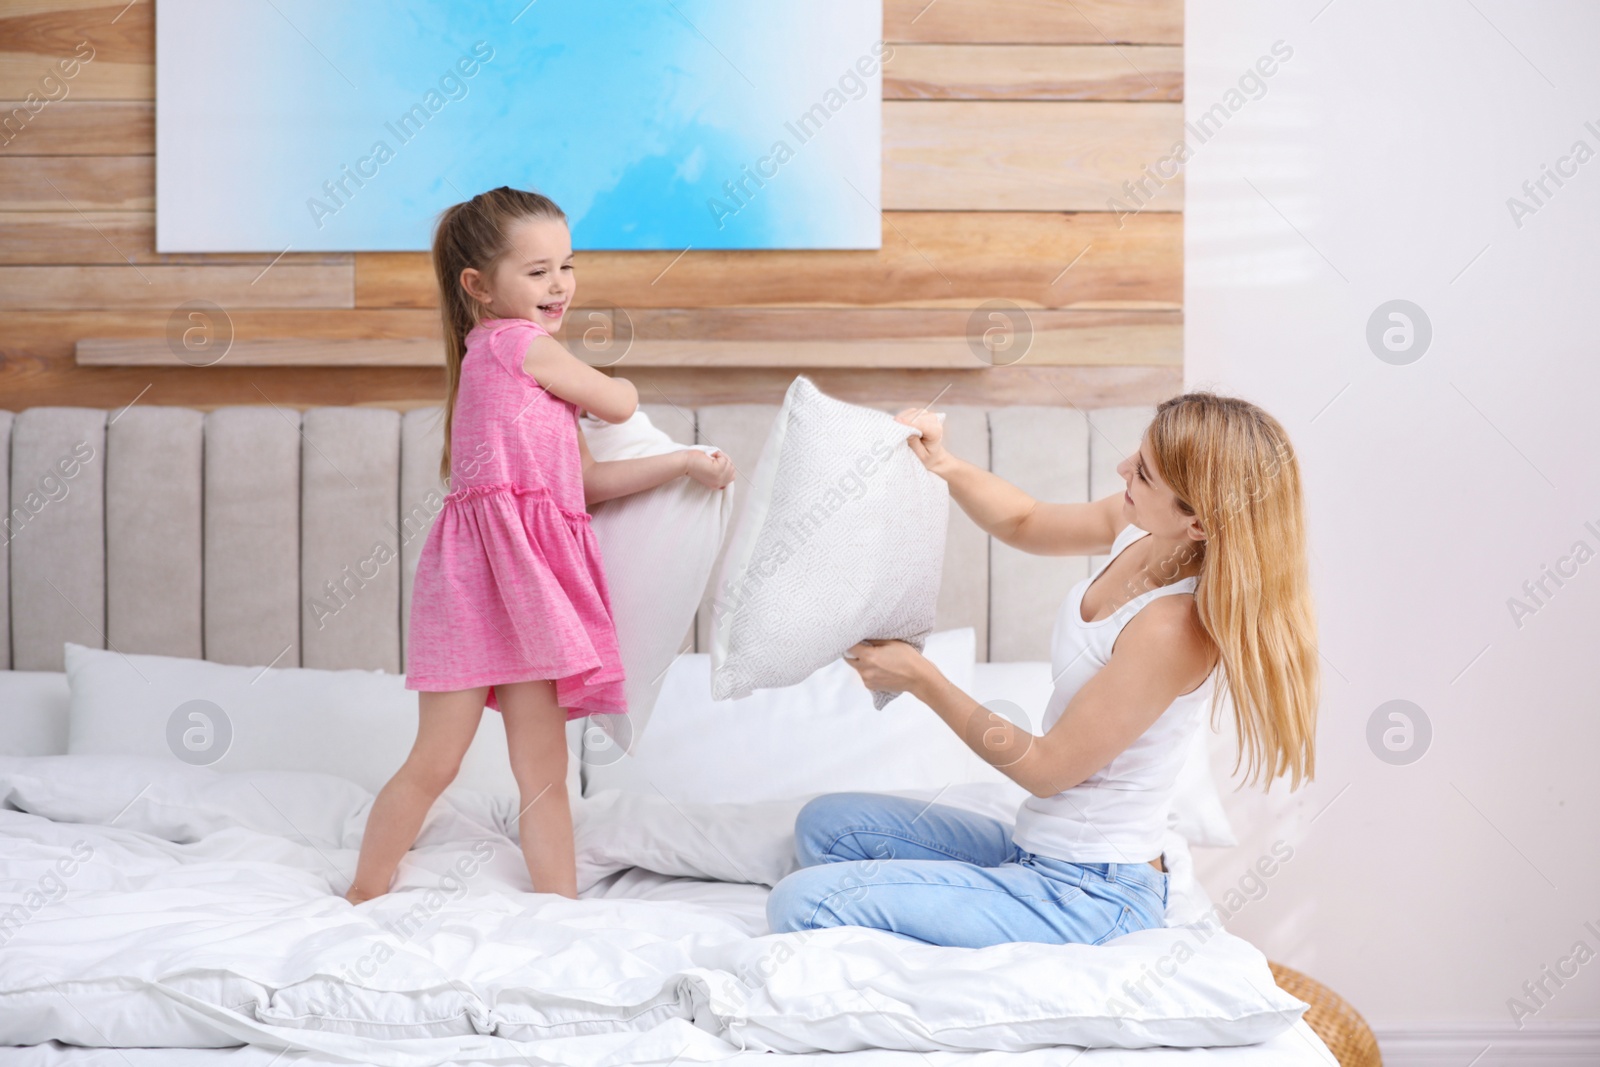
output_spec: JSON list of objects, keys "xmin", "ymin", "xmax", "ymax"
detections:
[
  {"xmin": 970, "ymin": 660, "xmax": 1237, "ymax": 849},
  {"xmin": 591, "ymin": 649, "xmax": 1234, "ymax": 850},
  {"xmin": 579, "ymin": 409, "xmax": 733, "ymax": 738},
  {"xmin": 709, "ymin": 376, "xmax": 949, "ymax": 708},
  {"xmin": 575, "ymin": 783, "xmax": 1205, "ymax": 906},
  {"xmin": 575, "ymin": 789, "xmax": 807, "ymax": 891},
  {"xmin": 0, "ymin": 671, "xmax": 71, "ymax": 756},
  {"xmin": 585, "ymin": 628, "xmax": 979, "ymax": 801},
  {"xmin": 60, "ymin": 643, "xmax": 572, "ymax": 801},
  {"xmin": 0, "ymin": 753, "xmax": 370, "ymax": 849},
  {"xmin": 713, "ymin": 922, "xmax": 1306, "ymax": 1053}
]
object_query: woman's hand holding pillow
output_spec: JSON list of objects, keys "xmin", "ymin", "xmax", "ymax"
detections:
[
  {"xmin": 894, "ymin": 408, "xmax": 949, "ymax": 472},
  {"xmin": 845, "ymin": 639, "xmax": 938, "ymax": 700}
]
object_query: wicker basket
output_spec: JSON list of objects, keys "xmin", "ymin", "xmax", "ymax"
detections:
[{"xmin": 1269, "ymin": 961, "xmax": 1382, "ymax": 1067}]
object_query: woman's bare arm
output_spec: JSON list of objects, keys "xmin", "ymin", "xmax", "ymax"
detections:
[
  {"xmin": 851, "ymin": 596, "xmax": 1216, "ymax": 798},
  {"xmin": 894, "ymin": 408, "xmax": 1125, "ymax": 556},
  {"xmin": 935, "ymin": 454, "xmax": 1125, "ymax": 557}
]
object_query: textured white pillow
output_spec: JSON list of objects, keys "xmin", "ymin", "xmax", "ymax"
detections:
[
  {"xmin": 580, "ymin": 409, "xmax": 734, "ymax": 737},
  {"xmin": 586, "ymin": 628, "xmax": 978, "ymax": 802},
  {"xmin": 60, "ymin": 643, "xmax": 569, "ymax": 800},
  {"xmin": 710, "ymin": 376, "xmax": 948, "ymax": 707}
]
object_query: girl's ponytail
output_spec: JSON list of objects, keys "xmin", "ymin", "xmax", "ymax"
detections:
[{"xmin": 431, "ymin": 186, "xmax": 567, "ymax": 484}]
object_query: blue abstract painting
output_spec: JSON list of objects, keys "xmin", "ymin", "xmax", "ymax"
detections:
[{"xmin": 156, "ymin": 1, "xmax": 883, "ymax": 251}]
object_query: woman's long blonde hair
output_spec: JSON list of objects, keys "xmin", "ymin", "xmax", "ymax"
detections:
[
  {"xmin": 1146, "ymin": 392, "xmax": 1319, "ymax": 790},
  {"xmin": 431, "ymin": 186, "xmax": 567, "ymax": 484}
]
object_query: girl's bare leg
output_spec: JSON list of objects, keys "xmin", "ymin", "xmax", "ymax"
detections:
[
  {"xmin": 345, "ymin": 687, "xmax": 488, "ymax": 904},
  {"xmin": 496, "ymin": 680, "xmax": 578, "ymax": 897}
]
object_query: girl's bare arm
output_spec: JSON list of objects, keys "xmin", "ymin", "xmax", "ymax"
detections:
[
  {"xmin": 574, "ymin": 419, "xmax": 734, "ymax": 507},
  {"xmin": 522, "ymin": 333, "xmax": 638, "ymax": 423}
]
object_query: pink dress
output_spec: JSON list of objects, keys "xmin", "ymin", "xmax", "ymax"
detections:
[{"xmin": 405, "ymin": 317, "xmax": 627, "ymax": 718}]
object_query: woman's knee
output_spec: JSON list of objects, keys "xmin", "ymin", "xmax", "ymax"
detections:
[
  {"xmin": 765, "ymin": 871, "xmax": 812, "ymax": 933},
  {"xmin": 794, "ymin": 792, "xmax": 875, "ymax": 867},
  {"xmin": 767, "ymin": 866, "xmax": 850, "ymax": 934}
]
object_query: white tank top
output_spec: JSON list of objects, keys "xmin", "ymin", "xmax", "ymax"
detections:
[{"xmin": 1010, "ymin": 522, "xmax": 1217, "ymax": 863}]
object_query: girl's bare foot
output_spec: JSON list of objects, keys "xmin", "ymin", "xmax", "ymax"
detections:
[{"xmin": 344, "ymin": 885, "xmax": 381, "ymax": 905}]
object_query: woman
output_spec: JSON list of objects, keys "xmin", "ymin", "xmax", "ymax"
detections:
[{"xmin": 766, "ymin": 391, "xmax": 1319, "ymax": 948}]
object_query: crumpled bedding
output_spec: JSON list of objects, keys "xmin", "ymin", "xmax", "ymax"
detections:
[{"xmin": 0, "ymin": 755, "xmax": 1319, "ymax": 1066}]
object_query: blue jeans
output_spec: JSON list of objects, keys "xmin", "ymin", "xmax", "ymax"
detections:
[{"xmin": 766, "ymin": 792, "xmax": 1169, "ymax": 948}]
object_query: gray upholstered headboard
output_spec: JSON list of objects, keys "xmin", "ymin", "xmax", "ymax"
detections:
[{"xmin": 0, "ymin": 402, "xmax": 1154, "ymax": 673}]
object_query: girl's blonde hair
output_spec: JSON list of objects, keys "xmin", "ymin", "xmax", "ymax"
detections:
[
  {"xmin": 1145, "ymin": 391, "xmax": 1319, "ymax": 790},
  {"xmin": 431, "ymin": 185, "xmax": 567, "ymax": 484}
]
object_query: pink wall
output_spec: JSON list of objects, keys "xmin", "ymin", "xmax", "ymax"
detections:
[{"xmin": 1184, "ymin": 0, "xmax": 1600, "ymax": 1059}]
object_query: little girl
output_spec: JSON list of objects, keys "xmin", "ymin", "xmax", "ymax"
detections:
[{"xmin": 346, "ymin": 186, "xmax": 734, "ymax": 903}]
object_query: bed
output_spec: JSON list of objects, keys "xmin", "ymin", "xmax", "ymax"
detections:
[{"xmin": 0, "ymin": 401, "xmax": 1361, "ymax": 1065}]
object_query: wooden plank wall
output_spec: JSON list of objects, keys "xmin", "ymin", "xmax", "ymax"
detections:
[{"xmin": 0, "ymin": 0, "xmax": 1182, "ymax": 412}]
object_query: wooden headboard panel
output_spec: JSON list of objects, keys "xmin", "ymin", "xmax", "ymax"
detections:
[{"xmin": 0, "ymin": 401, "xmax": 1155, "ymax": 672}]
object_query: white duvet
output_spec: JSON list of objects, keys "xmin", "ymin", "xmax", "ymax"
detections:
[{"xmin": 0, "ymin": 756, "xmax": 1324, "ymax": 1066}]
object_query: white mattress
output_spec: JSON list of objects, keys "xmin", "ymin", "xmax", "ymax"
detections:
[{"xmin": 6, "ymin": 1027, "xmax": 1337, "ymax": 1066}]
